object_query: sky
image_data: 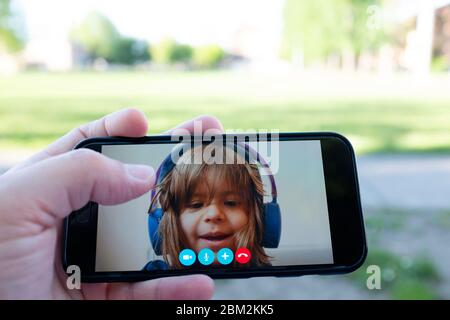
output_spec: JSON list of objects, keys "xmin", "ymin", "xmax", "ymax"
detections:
[
  {"xmin": 16, "ymin": 0, "xmax": 285, "ymax": 50},
  {"xmin": 394, "ymin": 0, "xmax": 450, "ymax": 21}
]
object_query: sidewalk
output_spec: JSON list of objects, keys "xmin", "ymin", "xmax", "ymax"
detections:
[{"xmin": 357, "ymin": 154, "xmax": 450, "ymax": 210}]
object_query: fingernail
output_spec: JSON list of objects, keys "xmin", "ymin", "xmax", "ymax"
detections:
[{"xmin": 125, "ymin": 164, "xmax": 155, "ymax": 182}]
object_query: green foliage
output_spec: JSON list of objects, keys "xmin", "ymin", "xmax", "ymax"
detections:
[
  {"xmin": 391, "ymin": 280, "xmax": 437, "ymax": 300},
  {"xmin": 434, "ymin": 211, "xmax": 450, "ymax": 229},
  {"xmin": 0, "ymin": 0, "xmax": 25, "ymax": 53},
  {"xmin": 192, "ymin": 45, "xmax": 225, "ymax": 69},
  {"xmin": 282, "ymin": 0, "xmax": 387, "ymax": 64},
  {"xmin": 283, "ymin": 0, "xmax": 349, "ymax": 63},
  {"xmin": 347, "ymin": 0, "xmax": 387, "ymax": 54},
  {"xmin": 0, "ymin": 28, "xmax": 22, "ymax": 52},
  {"xmin": 70, "ymin": 14, "xmax": 224, "ymax": 68},
  {"xmin": 350, "ymin": 248, "xmax": 440, "ymax": 299},
  {"xmin": 365, "ymin": 208, "xmax": 407, "ymax": 234},
  {"xmin": 151, "ymin": 39, "xmax": 225, "ymax": 68},
  {"xmin": 109, "ymin": 38, "xmax": 150, "ymax": 65},
  {"xmin": 70, "ymin": 11, "xmax": 120, "ymax": 61},
  {"xmin": 150, "ymin": 38, "xmax": 193, "ymax": 64},
  {"xmin": 171, "ymin": 44, "xmax": 192, "ymax": 63},
  {"xmin": 431, "ymin": 56, "xmax": 449, "ymax": 73},
  {"xmin": 70, "ymin": 11, "xmax": 150, "ymax": 65}
]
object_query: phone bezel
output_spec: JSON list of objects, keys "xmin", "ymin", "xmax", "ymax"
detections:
[{"xmin": 62, "ymin": 132, "xmax": 367, "ymax": 282}]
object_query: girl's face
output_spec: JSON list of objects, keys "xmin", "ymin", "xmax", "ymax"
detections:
[{"xmin": 179, "ymin": 174, "xmax": 249, "ymax": 253}]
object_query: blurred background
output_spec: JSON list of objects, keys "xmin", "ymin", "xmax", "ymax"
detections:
[{"xmin": 1, "ymin": 0, "xmax": 450, "ymax": 299}]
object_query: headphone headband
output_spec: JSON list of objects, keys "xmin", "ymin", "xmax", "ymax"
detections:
[{"xmin": 149, "ymin": 140, "xmax": 277, "ymax": 211}]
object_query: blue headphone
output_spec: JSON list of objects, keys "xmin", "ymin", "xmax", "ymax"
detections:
[{"xmin": 148, "ymin": 141, "xmax": 281, "ymax": 255}]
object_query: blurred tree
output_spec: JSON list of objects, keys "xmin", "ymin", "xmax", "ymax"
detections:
[
  {"xmin": 282, "ymin": 0, "xmax": 386, "ymax": 66},
  {"xmin": 0, "ymin": 0, "xmax": 25, "ymax": 53},
  {"xmin": 70, "ymin": 11, "xmax": 120, "ymax": 62},
  {"xmin": 109, "ymin": 37, "xmax": 150, "ymax": 65},
  {"xmin": 70, "ymin": 11, "xmax": 150, "ymax": 65},
  {"xmin": 282, "ymin": 0, "xmax": 348, "ymax": 64},
  {"xmin": 347, "ymin": 0, "xmax": 387, "ymax": 56},
  {"xmin": 150, "ymin": 37, "xmax": 192, "ymax": 65},
  {"xmin": 192, "ymin": 45, "xmax": 225, "ymax": 69}
]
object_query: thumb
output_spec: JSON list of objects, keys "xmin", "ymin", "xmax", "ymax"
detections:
[{"xmin": 0, "ymin": 149, "xmax": 155, "ymax": 228}]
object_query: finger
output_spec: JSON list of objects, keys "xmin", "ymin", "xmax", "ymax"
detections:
[
  {"xmin": 82, "ymin": 275, "xmax": 215, "ymax": 300},
  {"xmin": 9, "ymin": 108, "xmax": 148, "ymax": 173},
  {"xmin": 163, "ymin": 115, "xmax": 224, "ymax": 135},
  {"xmin": 0, "ymin": 148, "xmax": 155, "ymax": 228}
]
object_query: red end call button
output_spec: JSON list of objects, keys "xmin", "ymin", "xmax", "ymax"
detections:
[{"xmin": 235, "ymin": 248, "xmax": 251, "ymax": 264}]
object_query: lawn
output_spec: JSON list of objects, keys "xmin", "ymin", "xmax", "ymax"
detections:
[{"xmin": 1, "ymin": 70, "xmax": 450, "ymax": 154}]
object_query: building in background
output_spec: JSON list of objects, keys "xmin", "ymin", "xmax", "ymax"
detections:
[{"xmin": 394, "ymin": 0, "xmax": 450, "ymax": 74}]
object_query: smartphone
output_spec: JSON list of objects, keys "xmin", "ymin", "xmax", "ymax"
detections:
[{"xmin": 62, "ymin": 132, "xmax": 367, "ymax": 282}]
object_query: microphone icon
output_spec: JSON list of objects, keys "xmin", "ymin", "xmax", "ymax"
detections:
[{"xmin": 198, "ymin": 248, "xmax": 214, "ymax": 266}]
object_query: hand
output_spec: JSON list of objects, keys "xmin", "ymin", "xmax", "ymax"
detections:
[{"xmin": 0, "ymin": 108, "xmax": 224, "ymax": 299}]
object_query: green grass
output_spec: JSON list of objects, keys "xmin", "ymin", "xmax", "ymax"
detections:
[
  {"xmin": 434, "ymin": 210, "xmax": 450, "ymax": 230},
  {"xmin": 351, "ymin": 207, "xmax": 446, "ymax": 299},
  {"xmin": 349, "ymin": 248, "xmax": 441, "ymax": 299},
  {"xmin": 2, "ymin": 70, "xmax": 450, "ymax": 153}
]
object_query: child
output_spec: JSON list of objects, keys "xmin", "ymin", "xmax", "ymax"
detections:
[{"xmin": 148, "ymin": 143, "xmax": 272, "ymax": 269}]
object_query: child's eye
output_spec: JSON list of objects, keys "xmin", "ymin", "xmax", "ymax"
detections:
[
  {"xmin": 189, "ymin": 202, "xmax": 204, "ymax": 209},
  {"xmin": 224, "ymin": 200, "xmax": 239, "ymax": 207}
]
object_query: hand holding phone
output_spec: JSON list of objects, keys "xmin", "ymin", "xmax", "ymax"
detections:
[{"xmin": 0, "ymin": 109, "xmax": 219, "ymax": 299}]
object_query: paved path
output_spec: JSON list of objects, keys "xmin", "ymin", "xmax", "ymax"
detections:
[{"xmin": 357, "ymin": 154, "xmax": 450, "ymax": 210}]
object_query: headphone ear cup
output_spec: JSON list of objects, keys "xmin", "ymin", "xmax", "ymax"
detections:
[
  {"xmin": 148, "ymin": 208, "xmax": 163, "ymax": 255},
  {"xmin": 262, "ymin": 201, "xmax": 281, "ymax": 248}
]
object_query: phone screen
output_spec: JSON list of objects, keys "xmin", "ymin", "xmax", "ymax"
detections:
[{"xmin": 94, "ymin": 139, "xmax": 335, "ymax": 272}]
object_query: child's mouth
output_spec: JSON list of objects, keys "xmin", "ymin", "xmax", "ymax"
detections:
[{"xmin": 199, "ymin": 232, "xmax": 232, "ymax": 242}]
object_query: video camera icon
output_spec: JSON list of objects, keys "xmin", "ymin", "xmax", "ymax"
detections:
[{"xmin": 179, "ymin": 249, "xmax": 196, "ymax": 266}]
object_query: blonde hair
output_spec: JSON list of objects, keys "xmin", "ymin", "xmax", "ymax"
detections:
[{"xmin": 151, "ymin": 144, "xmax": 271, "ymax": 268}]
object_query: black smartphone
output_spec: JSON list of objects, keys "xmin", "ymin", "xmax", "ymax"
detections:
[{"xmin": 62, "ymin": 132, "xmax": 366, "ymax": 282}]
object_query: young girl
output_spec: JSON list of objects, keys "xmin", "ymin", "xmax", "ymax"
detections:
[{"xmin": 149, "ymin": 143, "xmax": 272, "ymax": 269}]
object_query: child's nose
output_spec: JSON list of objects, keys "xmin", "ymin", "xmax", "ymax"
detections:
[{"xmin": 203, "ymin": 204, "xmax": 224, "ymax": 222}]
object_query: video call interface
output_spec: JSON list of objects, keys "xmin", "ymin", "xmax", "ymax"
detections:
[{"xmin": 95, "ymin": 139, "xmax": 334, "ymax": 272}]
